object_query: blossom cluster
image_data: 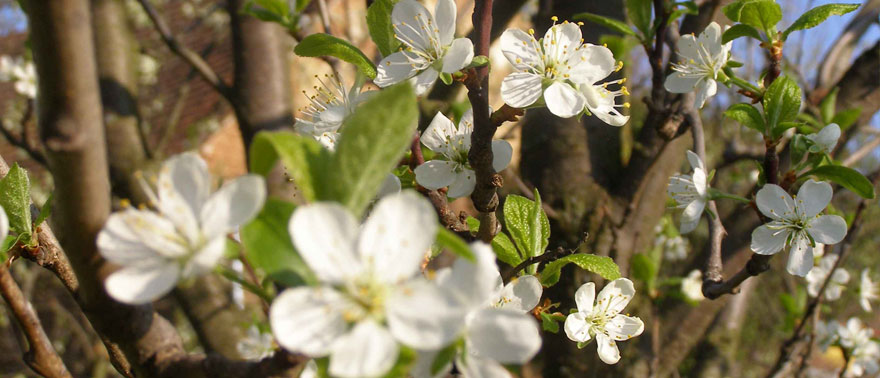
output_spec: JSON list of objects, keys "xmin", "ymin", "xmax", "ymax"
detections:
[{"xmin": 816, "ymin": 318, "xmax": 880, "ymax": 377}]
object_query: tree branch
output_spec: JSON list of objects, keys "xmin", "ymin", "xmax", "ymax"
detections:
[{"xmin": 0, "ymin": 264, "xmax": 72, "ymax": 377}]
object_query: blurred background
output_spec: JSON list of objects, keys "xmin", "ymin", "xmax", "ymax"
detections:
[{"xmin": 0, "ymin": 0, "xmax": 878, "ymax": 376}]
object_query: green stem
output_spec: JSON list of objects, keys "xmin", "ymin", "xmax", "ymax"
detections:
[
  {"xmin": 217, "ymin": 265, "xmax": 273, "ymax": 303},
  {"xmin": 727, "ymin": 75, "xmax": 763, "ymax": 95},
  {"xmin": 708, "ymin": 188, "xmax": 751, "ymax": 203}
]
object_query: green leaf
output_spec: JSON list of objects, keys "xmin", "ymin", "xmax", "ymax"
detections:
[
  {"xmin": 763, "ymin": 76, "xmax": 802, "ymax": 138},
  {"xmin": 667, "ymin": 1, "xmax": 698, "ymax": 26},
  {"xmin": 724, "ymin": 103, "xmax": 765, "ymax": 133},
  {"xmin": 430, "ymin": 342, "xmax": 458, "ymax": 375},
  {"xmin": 630, "ymin": 253, "xmax": 657, "ymax": 290},
  {"xmin": 465, "ymin": 55, "xmax": 490, "ymax": 69},
  {"xmin": 803, "ymin": 165, "xmax": 875, "ymax": 199},
  {"xmin": 492, "ymin": 232, "xmax": 522, "ymax": 267},
  {"xmin": 435, "ymin": 228, "xmax": 475, "ymax": 262},
  {"xmin": 250, "ymin": 131, "xmax": 332, "ymax": 203},
  {"xmin": 723, "ymin": 0, "xmax": 782, "ymax": 36},
  {"xmin": 790, "ymin": 134, "xmax": 808, "ymax": 164},
  {"xmin": 382, "ymin": 346, "xmax": 416, "ymax": 378},
  {"xmin": 832, "ymin": 108, "xmax": 861, "ymax": 131},
  {"xmin": 366, "ymin": 0, "xmax": 401, "ymax": 56},
  {"xmin": 502, "ymin": 193, "xmax": 550, "ymax": 261},
  {"xmin": 294, "ymin": 33, "xmax": 378, "ymax": 79},
  {"xmin": 783, "ymin": 3, "xmax": 860, "ymax": 40},
  {"xmin": 34, "ymin": 193, "xmax": 53, "ymax": 227},
  {"xmin": 294, "ymin": 0, "xmax": 311, "ymax": 12},
  {"xmin": 327, "ymin": 83, "xmax": 418, "ymax": 216},
  {"xmin": 819, "ymin": 87, "xmax": 839, "ymax": 124},
  {"xmin": 625, "ymin": 0, "xmax": 652, "ymax": 37},
  {"xmin": 0, "ymin": 164, "xmax": 32, "ymax": 239},
  {"xmin": 439, "ymin": 72, "xmax": 453, "ymax": 85},
  {"xmin": 722, "ymin": 24, "xmax": 763, "ymax": 44},
  {"xmin": 540, "ymin": 312, "xmax": 563, "ymax": 333},
  {"xmin": 573, "ymin": 13, "xmax": 636, "ymax": 36},
  {"xmin": 242, "ymin": 0, "xmax": 292, "ymax": 27},
  {"xmin": 240, "ymin": 199, "xmax": 317, "ymax": 287},
  {"xmin": 539, "ymin": 253, "xmax": 622, "ymax": 287}
]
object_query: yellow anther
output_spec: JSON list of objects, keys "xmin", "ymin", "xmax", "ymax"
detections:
[
  {"xmin": 577, "ymin": 22, "xmax": 584, "ymax": 26},
  {"xmin": 623, "ymin": 102, "xmax": 631, "ymax": 108},
  {"xmin": 551, "ymin": 16, "xmax": 558, "ymax": 21},
  {"xmin": 528, "ymin": 28, "xmax": 535, "ymax": 35},
  {"xmin": 119, "ymin": 199, "xmax": 131, "ymax": 208}
]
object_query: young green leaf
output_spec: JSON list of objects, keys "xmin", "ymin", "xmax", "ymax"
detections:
[
  {"xmin": 723, "ymin": 0, "xmax": 782, "ymax": 36},
  {"xmin": 763, "ymin": 75, "xmax": 802, "ymax": 138},
  {"xmin": 430, "ymin": 342, "xmax": 458, "ymax": 375},
  {"xmin": 539, "ymin": 253, "xmax": 622, "ymax": 287},
  {"xmin": 832, "ymin": 107, "xmax": 862, "ymax": 131},
  {"xmin": 573, "ymin": 13, "xmax": 636, "ymax": 36},
  {"xmin": 724, "ymin": 103, "xmax": 765, "ymax": 133},
  {"xmin": 366, "ymin": 0, "xmax": 401, "ymax": 56},
  {"xmin": 540, "ymin": 312, "xmax": 566, "ymax": 333},
  {"xmin": 240, "ymin": 199, "xmax": 317, "ymax": 287},
  {"xmin": 0, "ymin": 163, "xmax": 32, "ymax": 239},
  {"xmin": 790, "ymin": 134, "xmax": 808, "ymax": 165},
  {"xmin": 502, "ymin": 193, "xmax": 550, "ymax": 260},
  {"xmin": 630, "ymin": 253, "xmax": 658, "ymax": 291},
  {"xmin": 803, "ymin": 165, "xmax": 875, "ymax": 199},
  {"xmin": 819, "ymin": 87, "xmax": 839, "ymax": 124},
  {"xmin": 326, "ymin": 83, "xmax": 418, "ymax": 216},
  {"xmin": 294, "ymin": 33, "xmax": 378, "ymax": 79},
  {"xmin": 782, "ymin": 3, "xmax": 860, "ymax": 40},
  {"xmin": 625, "ymin": 0, "xmax": 652, "ymax": 38},
  {"xmin": 435, "ymin": 228, "xmax": 475, "ymax": 262},
  {"xmin": 250, "ymin": 131, "xmax": 333, "ymax": 203},
  {"xmin": 722, "ymin": 23, "xmax": 763, "ymax": 44},
  {"xmin": 34, "ymin": 193, "xmax": 53, "ymax": 227},
  {"xmin": 492, "ymin": 232, "xmax": 522, "ymax": 267}
]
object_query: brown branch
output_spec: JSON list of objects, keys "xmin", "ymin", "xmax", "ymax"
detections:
[
  {"xmin": 410, "ymin": 133, "xmax": 469, "ymax": 232},
  {"xmin": 0, "ymin": 265, "xmax": 72, "ymax": 377},
  {"xmin": 501, "ymin": 247, "xmax": 572, "ymax": 283},
  {"xmin": 136, "ymin": 0, "xmax": 233, "ymax": 100},
  {"xmin": 466, "ymin": 0, "xmax": 500, "ymax": 243}
]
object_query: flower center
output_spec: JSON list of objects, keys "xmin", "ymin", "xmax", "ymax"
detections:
[{"xmin": 343, "ymin": 277, "xmax": 389, "ymax": 322}]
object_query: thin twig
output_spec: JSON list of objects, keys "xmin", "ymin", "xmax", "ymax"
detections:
[
  {"xmin": 0, "ymin": 104, "xmax": 48, "ymax": 167},
  {"xmin": 0, "ymin": 265, "xmax": 72, "ymax": 377},
  {"xmin": 136, "ymin": 0, "xmax": 233, "ymax": 100},
  {"xmin": 501, "ymin": 247, "xmax": 572, "ymax": 283}
]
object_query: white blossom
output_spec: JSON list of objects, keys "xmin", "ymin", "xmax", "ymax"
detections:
[
  {"xmin": 296, "ymin": 74, "xmax": 373, "ymax": 150},
  {"xmin": 806, "ymin": 123, "xmax": 841, "ymax": 154},
  {"xmin": 681, "ymin": 270, "xmax": 704, "ymax": 302},
  {"xmin": 838, "ymin": 318, "xmax": 880, "ymax": 377},
  {"xmin": 805, "ymin": 255, "xmax": 850, "ymax": 301},
  {"xmin": 0, "ymin": 204, "xmax": 8, "ymax": 241},
  {"xmin": 750, "ymin": 180, "xmax": 847, "ymax": 277},
  {"xmin": 664, "ymin": 22, "xmax": 731, "ymax": 108},
  {"xmin": 97, "ymin": 153, "xmax": 266, "ymax": 304},
  {"xmin": 0, "ymin": 55, "xmax": 37, "ymax": 99},
  {"xmin": 414, "ymin": 110, "xmax": 512, "ymax": 198},
  {"xmin": 374, "ymin": 0, "xmax": 474, "ymax": 96},
  {"xmin": 236, "ymin": 325, "xmax": 275, "ymax": 360},
  {"xmin": 300, "ymin": 360, "xmax": 318, "ymax": 378},
  {"xmin": 499, "ymin": 20, "xmax": 628, "ymax": 122},
  {"xmin": 413, "ymin": 243, "xmax": 543, "ymax": 378},
  {"xmin": 564, "ymin": 278, "xmax": 644, "ymax": 364},
  {"xmin": 667, "ymin": 151, "xmax": 709, "ymax": 234},
  {"xmin": 138, "ymin": 53, "xmax": 160, "ymax": 86},
  {"xmin": 860, "ymin": 269, "xmax": 879, "ymax": 312},
  {"xmin": 270, "ymin": 192, "xmax": 464, "ymax": 378},
  {"xmin": 815, "ymin": 320, "xmax": 840, "ymax": 352}
]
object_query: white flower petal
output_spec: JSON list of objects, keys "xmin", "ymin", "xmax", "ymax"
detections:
[
  {"xmin": 391, "ymin": 0, "xmax": 433, "ymax": 52},
  {"xmin": 674, "ymin": 33, "xmax": 700, "ymax": 64},
  {"xmin": 568, "ymin": 44, "xmax": 615, "ymax": 84},
  {"xmin": 664, "ymin": 73, "xmax": 701, "ymax": 94},
  {"xmin": 497, "ymin": 275, "xmax": 542, "ymax": 313},
  {"xmin": 289, "ymin": 203, "xmax": 362, "ymax": 284},
  {"xmin": 595, "ymin": 333, "xmax": 621, "ymax": 364},
  {"xmin": 564, "ymin": 312, "xmax": 591, "ymax": 343},
  {"xmin": 605, "ymin": 315, "xmax": 645, "ymax": 341},
  {"xmin": 544, "ymin": 81, "xmax": 585, "ymax": 119},
  {"xmin": 786, "ymin": 232, "xmax": 814, "ymax": 277},
  {"xmin": 433, "ymin": 0, "xmax": 456, "ymax": 45},
  {"xmin": 796, "ymin": 179, "xmax": 832, "ymax": 218},
  {"xmin": 500, "ymin": 72, "xmax": 543, "ymax": 108},
  {"xmin": 329, "ymin": 320, "xmax": 398, "ymax": 378},
  {"xmin": 680, "ymin": 198, "xmax": 706, "ymax": 234},
  {"xmin": 756, "ymin": 184, "xmax": 796, "ymax": 220},
  {"xmin": 415, "ymin": 160, "xmax": 458, "ymax": 190},
  {"xmin": 542, "ymin": 23, "xmax": 581, "ymax": 63},
  {"xmin": 199, "ymin": 174, "xmax": 266, "ymax": 239},
  {"xmin": 694, "ymin": 79, "xmax": 716, "ymax": 109},
  {"xmin": 686, "ymin": 150, "xmax": 705, "ymax": 172},
  {"xmin": 98, "ymin": 212, "xmax": 179, "ymax": 265},
  {"xmin": 595, "ymin": 278, "xmax": 636, "ymax": 315},
  {"xmin": 574, "ymin": 282, "xmax": 595, "ymax": 313},
  {"xmin": 157, "ymin": 152, "xmax": 211, "ymax": 244},
  {"xmin": 457, "ymin": 354, "xmax": 512, "ymax": 378},
  {"xmin": 375, "ymin": 52, "xmax": 418, "ymax": 88},
  {"xmin": 101, "ymin": 209, "xmax": 188, "ymax": 258},
  {"xmin": 377, "ymin": 173, "xmax": 402, "ymax": 198},
  {"xmin": 421, "ymin": 112, "xmax": 457, "ymax": 156},
  {"xmin": 105, "ymin": 263, "xmax": 180, "ymax": 305},
  {"xmin": 467, "ymin": 308, "xmax": 541, "ymax": 364},
  {"xmin": 412, "ymin": 68, "xmax": 439, "ymax": 96},
  {"xmin": 699, "ymin": 22, "xmax": 725, "ymax": 56},
  {"xmin": 182, "ymin": 236, "xmax": 226, "ymax": 278},
  {"xmin": 491, "ymin": 140, "xmax": 513, "ymax": 172},
  {"xmin": 500, "ymin": 29, "xmax": 542, "ymax": 71},
  {"xmin": 806, "ymin": 123, "xmax": 841, "ymax": 153},
  {"xmin": 410, "ymin": 350, "xmax": 452, "ymax": 378},
  {"xmin": 447, "ymin": 169, "xmax": 476, "ymax": 198},
  {"xmin": 439, "ymin": 242, "xmax": 502, "ymax": 308},
  {"xmin": 0, "ymin": 205, "xmax": 7, "ymax": 240},
  {"xmin": 358, "ymin": 192, "xmax": 437, "ymax": 283},
  {"xmin": 386, "ymin": 278, "xmax": 465, "ymax": 349},
  {"xmin": 808, "ymin": 215, "xmax": 847, "ymax": 245},
  {"xmin": 270, "ymin": 287, "xmax": 351, "ymax": 356},
  {"xmin": 750, "ymin": 224, "xmax": 789, "ymax": 255},
  {"xmin": 441, "ymin": 38, "xmax": 474, "ymax": 74}
]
